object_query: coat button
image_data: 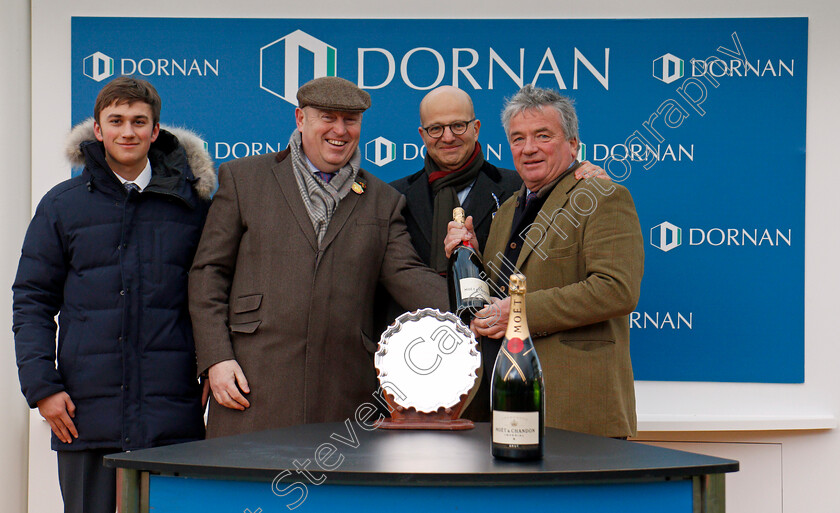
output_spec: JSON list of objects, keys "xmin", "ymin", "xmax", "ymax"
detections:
[
  {"xmin": 120, "ymin": 290, "xmax": 125, "ymax": 296},
  {"xmin": 125, "ymin": 437, "xmax": 130, "ymax": 443},
  {"xmin": 510, "ymin": 242, "xmax": 517, "ymax": 249}
]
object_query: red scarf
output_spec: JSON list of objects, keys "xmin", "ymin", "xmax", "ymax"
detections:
[{"xmin": 427, "ymin": 143, "xmax": 481, "ymax": 184}]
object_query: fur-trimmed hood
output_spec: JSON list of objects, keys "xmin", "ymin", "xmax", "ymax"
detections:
[{"xmin": 65, "ymin": 118, "xmax": 217, "ymax": 200}]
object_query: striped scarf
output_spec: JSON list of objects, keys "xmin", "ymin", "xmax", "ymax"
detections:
[{"xmin": 288, "ymin": 130, "xmax": 360, "ymax": 244}]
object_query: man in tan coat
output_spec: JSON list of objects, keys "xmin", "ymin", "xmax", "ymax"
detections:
[
  {"xmin": 446, "ymin": 85, "xmax": 644, "ymax": 438},
  {"xmin": 189, "ymin": 77, "xmax": 448, "ymax": 438}
]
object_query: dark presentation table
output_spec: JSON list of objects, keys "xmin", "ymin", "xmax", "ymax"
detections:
[{"xmin": 105, "ymin": 422, "xmax": 738, "ymax": 513}]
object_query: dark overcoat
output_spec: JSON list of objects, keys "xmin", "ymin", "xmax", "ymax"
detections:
[
  {"xmin": 189, "ymin": 148, "xmax": 448, "ymax": 438},
  {"xmin": 13, "ymin": 120, "xmax": 215, "ymax": 451},
  {"xmin": 390, "ymin": 160, "xmax": 522, "ymax": 265}
]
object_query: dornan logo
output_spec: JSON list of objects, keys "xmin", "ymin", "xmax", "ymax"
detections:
[
  {"xmin": 260, "ymin": 28, "xmax": 610, "ymax": 99},
  {"xmin": 579, "ymin": 141, "xmax": 694, "ymax": 165},
  {"xmin": 651, "ymin": 221, "xmax": 792, "ymax": 252},
  {"xmin": 84, "ymin": 52, "xmax": 115, "ymax": 82},
  {"xmin": 260, "ymin": 30, "xmax": 337, "ymax": 106},
  {"xmin": 653, "ymin": 53, "xmax": 684, "ymax": 84},
  {"xmin": 652, "ymin": 46, "xmax": 794, "ymax": 83},
  {"xmin": 651, "ymin": 221, "xmax": 682, "ymax": 252},
  {"xmin": 82, "ymin": 51, "xmax": 218, "ymax": 81},
  {"xmin": 630, "ymin": 311, "xmax": 693, "ymax": 330},
  {"xmin": 365, "ymin": 137, "xmax": 397, "ymax": 167}
]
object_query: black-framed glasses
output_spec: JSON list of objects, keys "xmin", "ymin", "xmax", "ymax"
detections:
[{"xmin": 421, "ymin": 119, "xmax": 476, "ymax": 138}]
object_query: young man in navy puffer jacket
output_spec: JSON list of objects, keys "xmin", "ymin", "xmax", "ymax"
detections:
[{"xmin": 13, "ymin": 76, "xmax": 216, "ymax": 513}]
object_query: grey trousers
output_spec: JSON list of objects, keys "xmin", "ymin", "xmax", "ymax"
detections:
[{"xmin": 57, "ymin": 449, "xmax": 118, "ymax": 513}]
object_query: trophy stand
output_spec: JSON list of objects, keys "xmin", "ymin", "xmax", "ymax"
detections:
[
  {"xmin": 375, "ymin": 309, "xmax": 481, "ymax": 431},
  {"xmin": 377, "ymin": 390, "xmax": 474, "ymax": 431}
]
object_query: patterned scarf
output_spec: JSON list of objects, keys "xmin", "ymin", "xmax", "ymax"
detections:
[
  {"xmin": 288, "ymin": 130, "xmax": 360, "ymax": 244},
  {"xmin": 426, "ymin": 142, "xmax": 485, "ymax": 274}
]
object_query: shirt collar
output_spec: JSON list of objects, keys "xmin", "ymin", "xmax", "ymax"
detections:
[
  {"xmin": 305, "ymin": 155, "xmax": 328, "ymax": 175},
  {"xmin": 526, "ymin": 160, "xmax": 578, "ymax": 195},
  {"xmin": 113, "ymin": 159, "xmax": 152, "ymax": 191}
]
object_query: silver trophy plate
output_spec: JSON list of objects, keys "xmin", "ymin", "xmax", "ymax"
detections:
[{"xmin": 375, "ymin": 308, "xmax": 481, "ymax": 413}]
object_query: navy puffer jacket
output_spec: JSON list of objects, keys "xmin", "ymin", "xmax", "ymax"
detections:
[{"xmin": 13, "ymin": 119, "xmax": 216, "ymax": 451}]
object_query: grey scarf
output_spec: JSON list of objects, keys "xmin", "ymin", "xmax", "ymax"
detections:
[{"xmin": 288, "ymin": 130, "xmax": 360, "ymax": 244}]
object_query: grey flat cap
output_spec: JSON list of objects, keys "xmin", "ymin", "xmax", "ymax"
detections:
[{"xmin": 296, "ymin": 76, "xmax": 371, "ymax": 112}]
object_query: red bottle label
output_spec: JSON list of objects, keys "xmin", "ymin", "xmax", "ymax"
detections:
[{"xmin": 507, "ymin": 338, "xmax": 524, "ymax": 354}]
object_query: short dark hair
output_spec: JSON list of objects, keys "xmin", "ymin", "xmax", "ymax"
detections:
[{"xmin": 93, "ymin": 76, "xmax": 162, "ymax": 125}]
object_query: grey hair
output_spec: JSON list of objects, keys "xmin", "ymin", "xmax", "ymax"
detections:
[{"xmin": 501, "ymin": 85, "xmax": 579, "ymax": 142}]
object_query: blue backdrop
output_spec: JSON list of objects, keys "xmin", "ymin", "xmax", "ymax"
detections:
[{"xmin": 71, "ymin": 17, "xmax": 807, "ymax": 383}]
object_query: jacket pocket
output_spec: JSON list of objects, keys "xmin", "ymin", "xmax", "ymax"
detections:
[
  {"xmin": 545, "ymin": 241, "xmax": 579, "ymax": 259},
  {"xmin": 561, "ymin": 339, "xmax": 615, "ymax": 351},
  {"xmin": 360, "ymin": 329, "xmax": 378, "ymax": 354},
  {"xmin": 57, "ymin": 312, "xmax": 83, "ymax": 371},
  {"xmin": 528, "ymin": 242, "xmax": 582, "ymax": 286},
  {"xmin": 153, "ymin": 230, "xmax": 162, "ymax": 283},
  {"xmin": 230, "ymin": 320, "xmax": 261, "ymax": 334},
  {"xmin": 229, "ymin": 294, "xmax": 263, "ymax": 334},
  {"xmin": 356, "ymin": 217, "xmax": 388, "ymax": 227},
  {"xmin": 232, "ymin": 294, "xmax": 262, "ymax": 314}
]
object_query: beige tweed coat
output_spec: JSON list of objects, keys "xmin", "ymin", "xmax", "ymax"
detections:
[{"xmin": 481, "ymin": 169, "xmax": 644, "ymax": 438}]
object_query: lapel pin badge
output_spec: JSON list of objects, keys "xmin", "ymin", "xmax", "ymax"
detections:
[{"xmin": 352, "ymin": 181, "xmax": 366, "ymax": 195}]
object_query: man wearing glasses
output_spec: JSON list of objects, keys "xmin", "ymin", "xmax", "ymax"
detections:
[
  {"xmin": 390, "ymin": 86, "xmax": 520, "ymax": 276},
  {"xmin": 386, "ymin": 86, "xmax": 606, "ymax": 421},
  {"xmin": 383, "ymin": 87, "xmax": 520, "ymax": 421}
]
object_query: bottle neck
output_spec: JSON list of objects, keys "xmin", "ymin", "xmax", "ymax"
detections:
[
  {"xmin": 459, "ymin": 239, "xmax": 473, "ymax": 249},
  {"xmin": 504, "ymin": 292, "xmax": 530, "ymax": 341}
]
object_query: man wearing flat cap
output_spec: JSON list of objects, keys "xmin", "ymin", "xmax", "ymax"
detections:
[{"xmin": 189, "ymin": 76, "xmax": 448, "ymax": 437}]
